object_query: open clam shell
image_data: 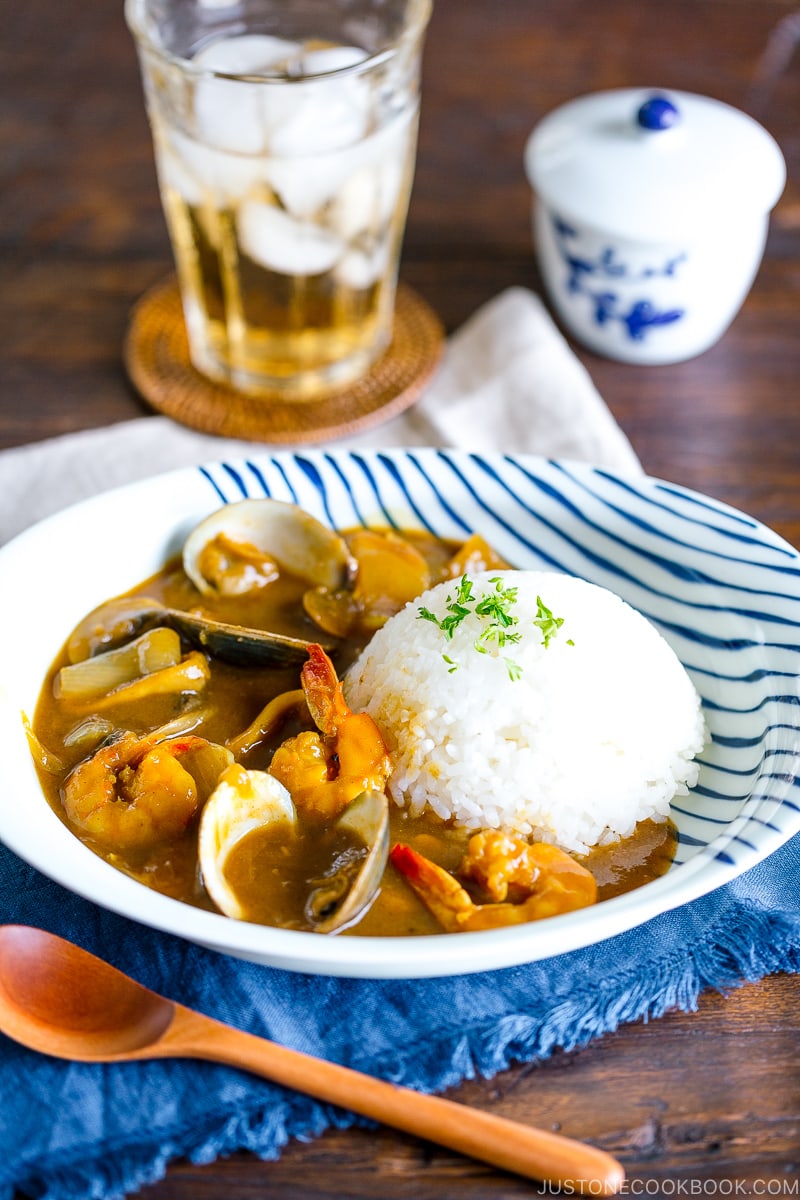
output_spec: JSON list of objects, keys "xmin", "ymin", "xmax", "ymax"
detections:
[
  {"xmin": 183, "ymin": 498, "xmax": 355, "ymax": 597},
  {"xmin": 198, "ymin": 772, "xmax": 389, "ymax": 933},
  {"xmin": 308, "ymin": 789, "xmax": 390, "ymax": 934},
  {"xmin": 198, "ymin": 765, "xmax": 297, "ymax": 922}
]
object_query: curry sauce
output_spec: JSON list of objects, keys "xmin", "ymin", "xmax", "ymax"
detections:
[{"xmin": 31, "ymin": 523, "xmax": 677, "ymax": 937}]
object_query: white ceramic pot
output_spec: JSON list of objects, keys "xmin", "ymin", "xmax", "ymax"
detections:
[{"xmin": 524, "ymin": 89, "xmax": 786, "ymax": 364}]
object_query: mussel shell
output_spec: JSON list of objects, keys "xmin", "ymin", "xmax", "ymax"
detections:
[
  {"xmin": 66, "ymin": 596, "xmax": 335, "ymax": 669},
  {"xmin": 168, "ymin": 610, "xmax": 332, "ymax": 668}
]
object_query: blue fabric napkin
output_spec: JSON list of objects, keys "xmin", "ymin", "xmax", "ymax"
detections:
[{"xmin": 2, "ymin": 833, "xmax": 800, "ymax": 1200}]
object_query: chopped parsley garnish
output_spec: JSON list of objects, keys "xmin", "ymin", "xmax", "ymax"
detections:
[
  {"xmin": 418, "ymin": 575, "xmax": 475, "ymax": 639},
  {"xmin": 504, "ymin": 657, "xmax": 524, "ymax": 682},
  {"xmin": 533, "ymin": 595, "xmax": 564, "ymax": 648},
  {"xmin": 417, "ymin": 575, "xmax": 568, "ymax": 680}
]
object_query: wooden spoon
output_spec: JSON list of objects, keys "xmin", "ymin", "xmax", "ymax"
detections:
[{"xmin": 0, "ymin": 925, "xmax": 624, "ymax": 1194}]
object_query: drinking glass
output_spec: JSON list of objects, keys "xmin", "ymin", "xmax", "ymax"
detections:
[{"xmin": 126, "ymin": 0, "xmax": 431, "ymax": 400}]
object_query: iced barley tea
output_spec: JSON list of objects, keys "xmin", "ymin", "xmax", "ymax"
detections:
[{"xmin": 129, "ymin": 10, "xmax": 428, "ymax": 400}]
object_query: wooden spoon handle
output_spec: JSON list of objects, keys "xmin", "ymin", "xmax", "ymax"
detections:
[{"xmin": 164, "ymin": 1007, "xmax": 625, "ymax": 1195}]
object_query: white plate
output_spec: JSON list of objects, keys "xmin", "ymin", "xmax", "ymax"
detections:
[{"xmin": 1, "ymin": 449, "xmax": 798, "ymax": 978}]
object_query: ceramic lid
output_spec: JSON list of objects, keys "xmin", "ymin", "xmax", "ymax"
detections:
[{"xmin": 524, "ymin": 87, "xmax": 786, "ymax": 243}]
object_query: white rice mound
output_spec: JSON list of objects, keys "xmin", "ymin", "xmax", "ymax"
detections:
[{"xmin": 344, "ymin": 570, "xmax": 706, "ymax": 855}]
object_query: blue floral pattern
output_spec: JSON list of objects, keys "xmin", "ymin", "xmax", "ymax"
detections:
[{"xmin": 552, "ymin": 214, "xmax": 686, "ymax": 341}]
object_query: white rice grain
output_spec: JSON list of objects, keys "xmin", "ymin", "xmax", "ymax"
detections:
[{"xmin": 344, "ymin": 570, "xmax": 706, "ymax": 855}]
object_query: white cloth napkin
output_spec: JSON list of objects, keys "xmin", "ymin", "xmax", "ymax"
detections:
[{"xmin": 0, "ymin": 288, "xmax": 641, "ymax": 545}]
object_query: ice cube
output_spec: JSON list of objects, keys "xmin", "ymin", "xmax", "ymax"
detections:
[
  {"xmin": 331, "ymin": 167, "xmax": 380, "ymax": 240},
  {"xmin": 261, "ymin": 77, "xmax": 378, "ymax": 216},
  {"xmin": 264, "ymin": 71, "xmax": 370, "ymax": 157},
  {"xmin": 335, "ymin": 244, "xmax": 388, "ymax": 289},
  {"xmin": 264, "ymin": 149, "xmax": 350, "ymax": 218},
  {"xmin": 299, "ymin": 46, "xmax": 369, "ymax": 75},
  {"xmin": 352, "ymin": 108, "xmax": 415, "ymax": 223},
  {"xmin": 276, "ymin": 104, "xmax": 415, "ymax": 223},
  {"xmin": 238, "ymin": 201, "xmax": 342, "ymax": 274},
  {"xmin": 193, "ymin": 35, "xmax": 299, "ymax": 75},
  {"xmin": 366, "ymin": 106, "xmax": 416, "ymax": 176},
  {"xmin": 154, "ymin": 140, "xmax": 204, "ymax": 207},
  {"xmin": 165, "ymin": 129, "xmax": 267, "ymax": 203},
  {"xmin": 194, "ymin": 77, "xmax": 267, "ymax": 154},
  {"xmin": 377, "ymin": 153, "xmax": 407, "ymax": 224},
  {"xmin": 192, "ymin": 35, "xmax": 302, "ymax": 155}
]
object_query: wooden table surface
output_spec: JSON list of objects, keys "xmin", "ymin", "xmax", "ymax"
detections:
[{"xmin": 3, "ymin": 0, "xmax": 800, "ymax": 1195}]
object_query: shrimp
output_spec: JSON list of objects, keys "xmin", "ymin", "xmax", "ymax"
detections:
[
  {"xmin": 269, "ymin": 644, "xmax": 391, "ymax": 821},
  {"xmin": 390, "ymin": 829, "xmax": 597, "ymax": 932},
  {"xmin": 62, "ymin": 731, "xmax": 232, "ymax": 853}
]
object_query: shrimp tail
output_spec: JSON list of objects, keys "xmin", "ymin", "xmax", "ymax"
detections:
[
  {"xmin": 389, "ymin": 843, "xmax": 473, "ymax": 932},
  {"xmin": 301, "ymin": 644, "xmax": 348, "ymax": 737},
  {"xmin": 391, "ymin": 837, "xmax": 598, "ymax": 933}
]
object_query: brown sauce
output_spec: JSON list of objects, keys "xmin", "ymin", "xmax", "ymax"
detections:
[{"xmin": 31, "ymin": 526, "xmax": 677, "ymax": 937}]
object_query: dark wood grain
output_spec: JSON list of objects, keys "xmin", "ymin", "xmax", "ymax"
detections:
[
  {"xmin": 113, "ymin": 977, "xmax": 800, "ymax": 1199},
  {"xmin": 3, "ymin": 0, "xmax": 800, "ymax": 1195}
]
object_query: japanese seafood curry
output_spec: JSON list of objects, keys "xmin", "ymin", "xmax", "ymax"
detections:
[{"xmin": 29, "ymin": 499, "xmax": 705, "ymax": 936}]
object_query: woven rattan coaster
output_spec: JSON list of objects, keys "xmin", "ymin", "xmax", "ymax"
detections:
[{"xmin": 124, "ymin": 276, "xmax": 444, "ymax": 444}]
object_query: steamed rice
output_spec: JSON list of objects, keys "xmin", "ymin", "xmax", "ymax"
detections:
[{"xmin": 344, "ymin": 570, "xmax": 706, "ymax": 855}]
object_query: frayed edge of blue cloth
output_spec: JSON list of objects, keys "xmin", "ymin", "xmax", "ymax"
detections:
[
  {"xmin": 5, "ymin": 1098, "xmax": 363, "ymax": 1200},
  {"xmin": 7, "ymin": 898, "xmax": 800, "ymax": 1200},
  {"xmin": 366, "ymin": 899, "xmax": 800, "ymax": 1091}
]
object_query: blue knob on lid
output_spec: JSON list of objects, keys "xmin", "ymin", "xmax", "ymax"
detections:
[{"xmin": 637, "ymin": 95, "xmax": 680, "ymax": 131}]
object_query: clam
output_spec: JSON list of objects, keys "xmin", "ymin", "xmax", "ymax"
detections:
[
  {"xmin": 198, "ymin": 768, "xmax": 389, "ymax": 934},
  {"xmin": 66, "ymin": 596, "xmax": 334, "ymax": 669},
  {"xmin": 302, "ymin": 528, "xmax": 434, "ymax": 637},
  {"xmin": 183, "ymin": 498, "xmax": 355, "ymax": 598},
  {"xmin": 306, "ymin": 789, "xmax": 390, "ymax": 934},
  {"xmin": 199, "ymin": 765, "xmax": 297, "ymax": 921}
]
